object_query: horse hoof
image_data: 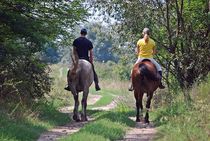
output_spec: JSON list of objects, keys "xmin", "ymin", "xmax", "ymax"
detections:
[
  {"xmin": 73, "ymin": 115, "xmax": 80, "ymax": 122},
  {"xmin": 81, "ymin": 116, "xmax": 88, "ymax": 122},
  {"xmin": 81, "ymin": 118, "xmax": 88, "ymax": 122},
  {"xmin": 144, "ymin": 119, "xmax": 150, "ymax": 124},
  {"xmin": 136, "ymin": 118, "xmax": 140, "ymax": 122}
]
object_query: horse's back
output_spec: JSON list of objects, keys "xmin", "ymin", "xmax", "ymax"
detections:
[
  {"xmin": 78, "ymin": 59, "xmax": 94, "ymax": 86},
  {"xmin": 79, "ymin": 59, "xmax": 92, "ymax": 73}
]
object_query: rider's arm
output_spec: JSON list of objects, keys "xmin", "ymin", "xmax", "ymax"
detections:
[
  {"xmin": 153, "ymin": 47, "xmax": 157, "ymax": 55},
  {"xmin": 89, "ymin": 49, "xmax": 93, "ymax": 64},
  {"xmin": 153, "ymin": 42, "xmax": 157, "ymax": 55},
  {"xmin": 136, "ymin": 40, "xmax": 141, "ymax": 55},
  {"xmin": 136, "ymin": 45, "xmax": 140, "ymax": 55}
]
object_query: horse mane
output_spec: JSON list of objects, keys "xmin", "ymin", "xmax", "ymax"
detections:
[{"xmin": 139, "ymin": 61, "xmax": 159, "ymax": 81}]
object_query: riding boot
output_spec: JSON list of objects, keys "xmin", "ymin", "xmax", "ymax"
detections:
[
  {"xmin": 128, "ymin": 77, "xmax": 133, "ymax": 91},
  {"xmin": 158, "ymin": 71, "xmax": 165, "ymax": 89},
  {"xmin": 64, "ymin": 85, "xmax": 71, "ymax": 91},
  {"xmin": 94, "ymin": 72, "xmax": 101, "ymax": 91},
  {"xmin": 92, "ymin": 64, "xmax": 101, "ymax": 91},
  {"xmin": 64, "ymin": 70, "xmax": 71, "ymax": 91}
]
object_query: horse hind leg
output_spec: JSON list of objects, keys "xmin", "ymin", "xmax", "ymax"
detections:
[
  {"xmin": 73, "ymin": 94, "xmax": 80, "ymax": 122},
  {"xmin": 139, "ymin": 94, "xmax": 144, "ymax": 121},
  {"xmin": 81, "ymin": 89, "xmax": 88, "ymax": 122},
  {"xmin": 135, "ymin": 91, "xmax": 143, "ymax": 122},
  {"xmin": 144, "ymin": 92, "xmax": 154, "ymax": 123},
  {"xmin": 134, "ymin": 90, "xmax": 140, "ymax": 122}
]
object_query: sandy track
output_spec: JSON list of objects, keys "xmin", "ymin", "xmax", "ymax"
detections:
[
  {"xmin": 118, "ymin": 117, "xmax": 157, "ymax": 141},
  {"xmin": 37, "ymin": 115, "xmax": 94, "ymax": 141},
  {"xmin": 37, "ymin": 94, "xmax": 116, "ymax": 141},
  {"xmin": 38, "ymin": 95, "xmax": 157, "ymax": 141}
]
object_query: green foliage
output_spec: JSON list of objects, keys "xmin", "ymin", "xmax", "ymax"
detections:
[
  {"xmin": 86, "ymin": 22, "xmax": 119, "ymax": 62},
  {"xmin": 114, "ymin": 56, "xmax": 132, "ymax": 80},
  {"xmin": 48, "ymin": 64, "xmax": 74, "ymax": 108},
  {"xmin": 0, "ymin": 0, "xmax": 87, "ymax": 103},
  {"xmin": 94, "ymin": 61, "xmax": 118, "ymax": 80},
  {"xmin": 89, "ymin": 86, "xmax": 123, "ymax": 107},
  {"xmin": 94, "ymin": 59, "xmax": 131, "ymax": 81},
  {"xmin": 153, "ymin": 74, "xmax": 210, "ymax": 141},
  {"xmin": 34, "ymin": 101, "xmax": 71, "ymax": 126},
  {"xmin": 90, "ymin": 0, "xmax": 210, "ymax": 93},
  {"xmin": 0, "ymin": 102, "xmax": 70, "ymax": 141},
  {"xmin": 90, "ymin": 94, "xmax": 113, "ymax": 107},
  {"xmin": 0, "ymin": 58, "xmax": 51, "ymax": 103},
  {"xmin": 60, "ymin": 132, "xmax": 107, "ymax": 141}
]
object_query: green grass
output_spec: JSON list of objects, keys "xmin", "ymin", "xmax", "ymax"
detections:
[
  {"xmin": 89, "ymin": 88, "xmax": 118, "ymax": 108},
  {"xmin": 0, "ymin": 64, "xmax": 72, "ymax": 141},
  {"xmin": 59, "ymin": 107, "xmax": 135, "ymax": 141},
  {"xmin": 154, "ymin": 75, "xmax": 210, "ymax": 141},
  {"xmin": 0, "ymin": 63, "xmax": 132, "ymax": 141},
  {"xmin": 91, "ymin": 94, "xmax": 113, "ymax": 107},
  {"xmin": 0, "ymin": 102, "xmax": 70, "ymax": 141},
  {"xmin": 60, "ymin": 132, "xmax": 107, "ymax": 141},
  {"xmin": 49, "ymin": 64, "xmax": 74, "ymax": 108}
]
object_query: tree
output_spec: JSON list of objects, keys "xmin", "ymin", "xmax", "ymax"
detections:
[
  {"xmin": 86, "ymin": 22, "xmax": 119, "ymax": 62},
  {"xmin": 0, "ymin": 0, "xmax": 87, "ymax": 102},
  {"xmin": 90, "ymin": 0, "xmax": 210, "ymax": 100}
]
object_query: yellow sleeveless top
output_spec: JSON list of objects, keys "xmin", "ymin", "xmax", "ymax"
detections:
[{"xmin": 137, "ymin": 38, "xmax": 156, "ymax": 58}]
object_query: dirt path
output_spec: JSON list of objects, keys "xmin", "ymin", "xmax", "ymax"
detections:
[
  {"xmin": 38, "ymin": 95, "xmax": 157, "ymax": 141},
  {"xmin": 119, "ymin": 117, "xmax": 157, "ymax": 141},
  {"xmin": 37, "ymin": 94, "xmax": 115, "ymax": 141},
  {"xmin": 37, "ymin": 115, "xmax": 94, "ymax": 141}
]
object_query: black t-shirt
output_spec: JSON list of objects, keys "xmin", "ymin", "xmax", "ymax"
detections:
[{"xmin": 73, "ymin": 37, "xmax": 93, "ymax": 61}]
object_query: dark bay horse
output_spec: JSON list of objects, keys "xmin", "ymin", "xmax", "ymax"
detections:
[{"xmin": 131, "ymin": 59, "xmax": 161, "ymax": 123}]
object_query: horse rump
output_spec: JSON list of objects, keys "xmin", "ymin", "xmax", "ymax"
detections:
[{"xmin": 138, "ymin": 61, "xmax": 159, "ymax": 81}]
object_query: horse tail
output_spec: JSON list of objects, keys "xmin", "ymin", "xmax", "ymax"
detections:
[{"xmin": 139, "ymin": 63, "xmax": 159, "ymax": 81}]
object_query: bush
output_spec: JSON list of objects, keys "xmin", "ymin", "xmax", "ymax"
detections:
[{"xmin": 0, "ymin": 56, "xmax": 51, "ymax": 104}]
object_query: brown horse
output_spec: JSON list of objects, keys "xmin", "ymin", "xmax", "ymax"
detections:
[{"xmin": 131, "ymin": 59, "xmax": 161, "ymax": 123}]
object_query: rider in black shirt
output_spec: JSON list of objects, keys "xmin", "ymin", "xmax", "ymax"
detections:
[
  {"xmin": 73, "ymin": 35, "xmax": 93, "ymax": 61},
  {"xmin": 65, "ymin": 28, "xmax": 101, "ymax": 91}
]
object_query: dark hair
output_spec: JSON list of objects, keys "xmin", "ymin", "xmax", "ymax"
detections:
[{"xmin": 80, "ymin": 28, "xmax": 87, "ymax": 35}]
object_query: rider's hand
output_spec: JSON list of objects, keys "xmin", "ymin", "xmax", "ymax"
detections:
[
  {"xmin": 135, "ymin": 47, "xmax": 139, "ymax": 55},
  {"xmin": 89, "ymin": 57, "xmax": 93, "ymax": 64}
]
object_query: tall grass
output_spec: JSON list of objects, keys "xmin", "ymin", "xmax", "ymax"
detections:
[
  {"xmin": 48, "ymin": 64, "xmax": 74, "ymax": 107},
  {"xmin": 0, "ymin": 102, "xmax": 70, "ymax": 141},
  {"xmin": 154, "ymin": 74, "xmax": 210, "ymax": 141},
  {"xmin": 0, "ymin": 64, "xmax": 72, "ymax": 141}
]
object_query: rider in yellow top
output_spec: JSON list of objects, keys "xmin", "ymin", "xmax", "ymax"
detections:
[
  {"xmin": 137, "ymin": 37, "xmax": 156, "ymax": 58},
  {"xmin": 129, "ymin": 28, "xmax": 165, "ymax": 91}
]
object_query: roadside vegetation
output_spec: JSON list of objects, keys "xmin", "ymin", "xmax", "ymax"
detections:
[
  {"xmin": 1, "ymin": 60, "xmax": 209, "ymax": 141},
  {"xmin": 1, "ymin": 1, "xmax": 209, "ymax": 141},
  {"xmin": 153, "ymin": 74, "xmax": 210, "ymax": 141}
]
